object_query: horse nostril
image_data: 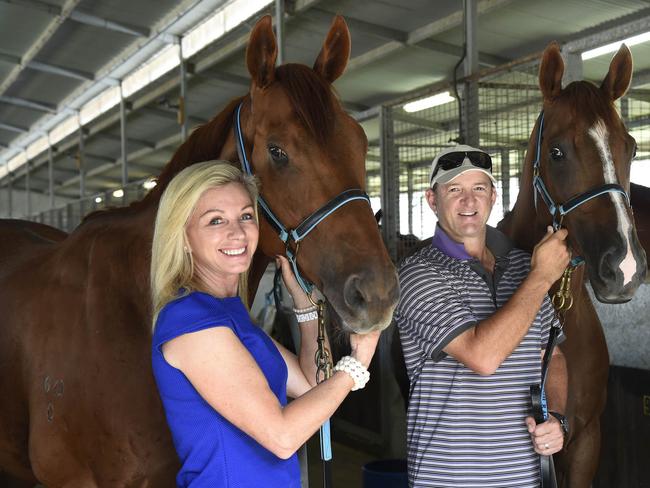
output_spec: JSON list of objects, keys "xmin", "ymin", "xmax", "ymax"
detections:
[
  {"xmin": 598, "ymin": 248, "xmax": 619, "ymax": 283},
  {"xmin": 343, "ymin": 275, "xmax": 368, "ymax": 311}
]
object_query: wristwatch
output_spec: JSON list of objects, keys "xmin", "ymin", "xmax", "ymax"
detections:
[{"xmin": 549, "ymin": 411, "xmax": 569, "ymax": 436}]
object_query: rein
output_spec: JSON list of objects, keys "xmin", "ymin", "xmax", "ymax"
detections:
[
  {"xmin": 235, "ymin": 101, "xmax": 367, "ymax": 488},
  {"xmin": 532, "ymin": 111, "xmax": 630, "ymax": 233},
  {"xmin": 531, "ymin": 262, "xmax": 578, "ymax": 488}
]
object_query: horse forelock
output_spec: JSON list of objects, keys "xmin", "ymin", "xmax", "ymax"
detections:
[
  {"xmin": 558, "ymin": 81, "xmax": 619, "ymax": 128},
  {"xmin": 274, "ymin": 63, "xmax": 338, "ymax": 147}
]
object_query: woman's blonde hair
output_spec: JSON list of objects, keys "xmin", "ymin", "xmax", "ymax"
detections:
[{"xmin": 151, "ymin": 161, "xmax": 259, "ymax": 329}]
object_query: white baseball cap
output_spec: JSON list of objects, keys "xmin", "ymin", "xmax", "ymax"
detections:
[{"xmin": 429, "ymin": 144, "xmax": 497, "ymax": 187}]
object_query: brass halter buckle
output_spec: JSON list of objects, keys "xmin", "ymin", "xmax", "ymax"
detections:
[{"xmin": 551, "ymin": 266, "xmax": 575, "ymax": 315}]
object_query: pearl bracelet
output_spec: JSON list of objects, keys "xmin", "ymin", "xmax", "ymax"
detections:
[
  {"xmin": 333, "ymin": 355, "xmax": 370, "ymax": 391},
  {"xmin": 293, "ymin": 305, "xmax": 317, "ymax": 314}
]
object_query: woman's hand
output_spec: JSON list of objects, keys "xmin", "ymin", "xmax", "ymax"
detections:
[
  {"xmin": 349, "ymin": 330, "xmax": 381, "ymax": 369},
  {"xmin": 275, "ymin": 255, "xmax": 312, "ymax": 309}
]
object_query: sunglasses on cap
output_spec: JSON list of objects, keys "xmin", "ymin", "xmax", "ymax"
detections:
[{"xmin": 431, "ymin": 151, "xmax": 492, "ymax": 180}]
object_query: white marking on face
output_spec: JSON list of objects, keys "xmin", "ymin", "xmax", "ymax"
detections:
[{"xmin": 588, "ymin": 120, "xmax": 637, "ymax": 285}]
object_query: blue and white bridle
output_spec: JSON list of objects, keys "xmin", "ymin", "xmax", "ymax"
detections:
[
  {"xmin": 233, "ymin": 101, "xmax": 371, "ymax": 295},
  {"xmin": 532, "ymin": 111, "xmax": 630, "ymax": 230}
]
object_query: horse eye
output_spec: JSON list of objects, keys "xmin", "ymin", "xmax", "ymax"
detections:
[
  {"xmin": 550, "ymin": 147, "xmax": 564, "ymax": 161},
  {"xmin": 268, "ymin": 144, "xmax": 288, "ymax": 165}
]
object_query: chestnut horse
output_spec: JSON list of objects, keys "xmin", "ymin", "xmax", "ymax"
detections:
[
  {"xmin": 0, "ymin": 15, "xmax": 399, "ymax": 487},
  {"xmin": 500, "ymin": 43, "xmax": 647, "ymax": 487}
]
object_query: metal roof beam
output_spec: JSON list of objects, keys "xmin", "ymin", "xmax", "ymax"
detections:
[
  {"xmin": 68, "ymin": 11, "xmax": 150, "ymax": 38},
  {"xmin": 27, "ymin": 60, "xmax": 94, "ymax": 81},
  {"xmin": 562, "ymin": 9, "xmax": 650, "ymax": 54},
  {"xmin": 0, "ymin": 50, "xmax": 94, "ymax": 81},
  {"xmin": 141, "ymin": 106, "xmax": 207, "ymax": 126},
  {"xmin": 195, "ymin": 68, "xmax": 250, "ymax": 87},
  {"xmin": 347, "ymin": 0, "xmax": 514, "ymax": 72},
  {"xmin": 0, "ymin": 51, "xmax": 21, "ymax": 65},
  {"xmin": 0, "ymin": 0, "xmax": 82, "ymax": 96},
  {"xmin": 289, "ymin": 0, "xmax": 324, "ymax": 14},
  {"xmin": 91, "ymin": 132, "xmax": 156, "ymax": 149},
  {"xmin": 308, "ymin": 7, "xmax": 508, "ymax": 67},
  {"xmin": 57, "ymin": 132, "xmax": 181, "ymax": 190},
  {"xmin": 0, "ymin": 0, "xmax": 61, "ymax": 15},
  {"xmin": 417, "ymin": 39, "xmax": 510, "ymax": 67},
  {"xmin": 0, "ymin": 122, "xmax": 29, "ymax": 133},
  {"xmin": 307, "ymin": 8, "xmax": 406, "ymax": 42},
  {"xmin": 0, "ymin": 95, "xmax": 57, "ymax": 113}
]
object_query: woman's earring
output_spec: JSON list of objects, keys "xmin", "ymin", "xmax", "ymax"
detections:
[{"xmin": 184, "ymin": 246, "xmax": 190, "ymax": 253}]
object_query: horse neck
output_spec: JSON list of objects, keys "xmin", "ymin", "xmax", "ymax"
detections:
[
  {"xmin": 67, "ymin": 96, "xmax": 247, "ymax": 293},
  {"xmin": 506, "ymin": 118, "xmax": 546, "ymax": 253},
  {"xmin": 143, "ymin": 96, "xmax": 246, "ymax": 205}
]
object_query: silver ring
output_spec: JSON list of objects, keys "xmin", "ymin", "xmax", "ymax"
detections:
[{"xmin": 544, "ymin": 443, "xmax": 549, "ymax": 449}]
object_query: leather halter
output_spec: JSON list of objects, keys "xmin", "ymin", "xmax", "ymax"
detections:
[
  {"xmin": 532, "ymin": 111, "xmax": 630, "ymax": 232},
  {"xmin": 233, "ymin": 101, "xmax": 372, "ymax": 295}
]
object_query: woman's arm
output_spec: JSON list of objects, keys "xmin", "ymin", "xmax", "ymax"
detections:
[
  {"xmin": 163, "ymin": 326, "xmax": 378, "ymax": 459},
  {"xmin": 274, "ymin": 255, "xmax": 332, "ymax": 393}
]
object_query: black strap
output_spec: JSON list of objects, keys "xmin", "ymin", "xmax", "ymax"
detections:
[
  {"xmin": 532, "ymin": 325, "xmax": 561, "ymax": 488},
  {"xmin": 560, "ymin": 183, "xmax": 629, "ymax": 215}
]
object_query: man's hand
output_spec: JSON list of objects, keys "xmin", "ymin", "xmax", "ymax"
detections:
[
  {"xmin": 525, "ymin": 415, "xmax": 565, "ymax": 455},
  {"xmin": 529, "ymin": 226, "xmax": 570, "ymax": 288}
]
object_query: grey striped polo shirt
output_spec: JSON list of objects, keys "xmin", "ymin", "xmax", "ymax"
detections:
[{"xmin": 395, "ymin": 225, "xmax": 559, "ymax": 488}]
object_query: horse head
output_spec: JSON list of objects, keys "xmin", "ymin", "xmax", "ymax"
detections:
[
  {"xmin": 235, "ymin": 15, "xmax": 399, "ymax": 332},
  {"xmin": 533, "ymin": 42, "xmax": 647, "ymax": 302}
]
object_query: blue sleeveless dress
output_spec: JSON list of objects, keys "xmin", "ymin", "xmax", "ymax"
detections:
[{"xmin": 152, "ymin": 291, "xmax": 301, "ymax": 487}]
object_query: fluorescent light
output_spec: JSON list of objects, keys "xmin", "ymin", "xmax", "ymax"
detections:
[
  {"xmin": 27, "ymin": 136, "xmax": 49, "ymax": 160},
  {"xmin": 123, "ymin": 45, "xmax": 180, "ymax": 98},
  {"xmin": 182, "ymin": 0, "xmax": 273, "ymax": 58},
  {"xmin": 582, "ymin": 31, "xmax": 650, "ymax": 60},
  {"xmin": 403, "ymin": 92, "xmax": 455, "ymax": 113},
  {"xmin": 95, "ymin": 196, "xmax": 103, "ymax": 203},
  {"xmin": 112, "ymin": 189, "xmax": 124, "ymax": 198},
  {"xmin": 50, "ymin": 115, "xmax": 79, "ymax": 146},
  {"xmin": 143, "ymin": 179, "xmax": 157, "ymax": 190}
]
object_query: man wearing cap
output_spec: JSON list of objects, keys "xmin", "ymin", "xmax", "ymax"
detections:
[{"xmin": 395, "ymin": 145, "xmax": 570, "ymax": 487}]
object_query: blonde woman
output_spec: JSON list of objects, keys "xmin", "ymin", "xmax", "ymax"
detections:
[{"xmin": 150, "ymin": 161, "xmax": 380, "ymax": 488}]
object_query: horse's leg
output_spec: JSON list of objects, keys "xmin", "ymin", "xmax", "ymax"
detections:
[
  {"xmin": 556, "ymin": 289, "xmax": 608, "ymax": 488},
  {"xmin": 555, "ymin": 415, "xmax": 602, "ymax": 488}
]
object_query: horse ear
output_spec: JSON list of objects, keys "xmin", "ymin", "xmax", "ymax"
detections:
[
  {"xmin": 246, "ymin": 15, "xmax": 277, "ymax": 89},
  {"xmin": 600, "ymin": 44, "xmax": 633, "ymax": 101},
  {"xmin": 539, "ymin": 42, "xmax": 564, "ymax": 101},
  {"xmin": 313, "ymin": 15, "xmax": 351, "ymax": 83}
]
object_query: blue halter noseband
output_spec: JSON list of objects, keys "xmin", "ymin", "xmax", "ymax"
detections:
[
  {"xmin": 233, "ymin": 101, "xmax": 372, "ymax": 295},
  {"xmin": 532, "ymin": 110, "xmax": 630, "ymax": 232}
]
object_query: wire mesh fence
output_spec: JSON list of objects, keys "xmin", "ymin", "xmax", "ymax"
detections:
[
  {"xmin": 381, "ymin": 54, "xmax": 650, "ymax": 261},
  {"xmin": 30, "ymin": 178, "xmax": 154, "ymax": 232}
]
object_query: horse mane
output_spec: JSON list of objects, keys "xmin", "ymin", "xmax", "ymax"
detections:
[
  {"xmin": 558, "ymin": 81, "xmax": 618, "ymax": 126},
  {"xmin": 80, "ymin": 63, "xmax": 339, "ymax": 225}
]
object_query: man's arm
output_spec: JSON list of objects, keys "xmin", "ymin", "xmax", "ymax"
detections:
[{"xmin": 444, "ymin": 227, "xmax": 570, "ymax": 375}]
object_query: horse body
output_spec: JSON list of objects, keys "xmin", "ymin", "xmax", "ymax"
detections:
[
  {"xmin": 0, "ymin": 16, "xmax": 399, "ymax": 486},
  {"xmin": 501, "ymin": 43, "xmax": 646, "ymax": 487}
]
